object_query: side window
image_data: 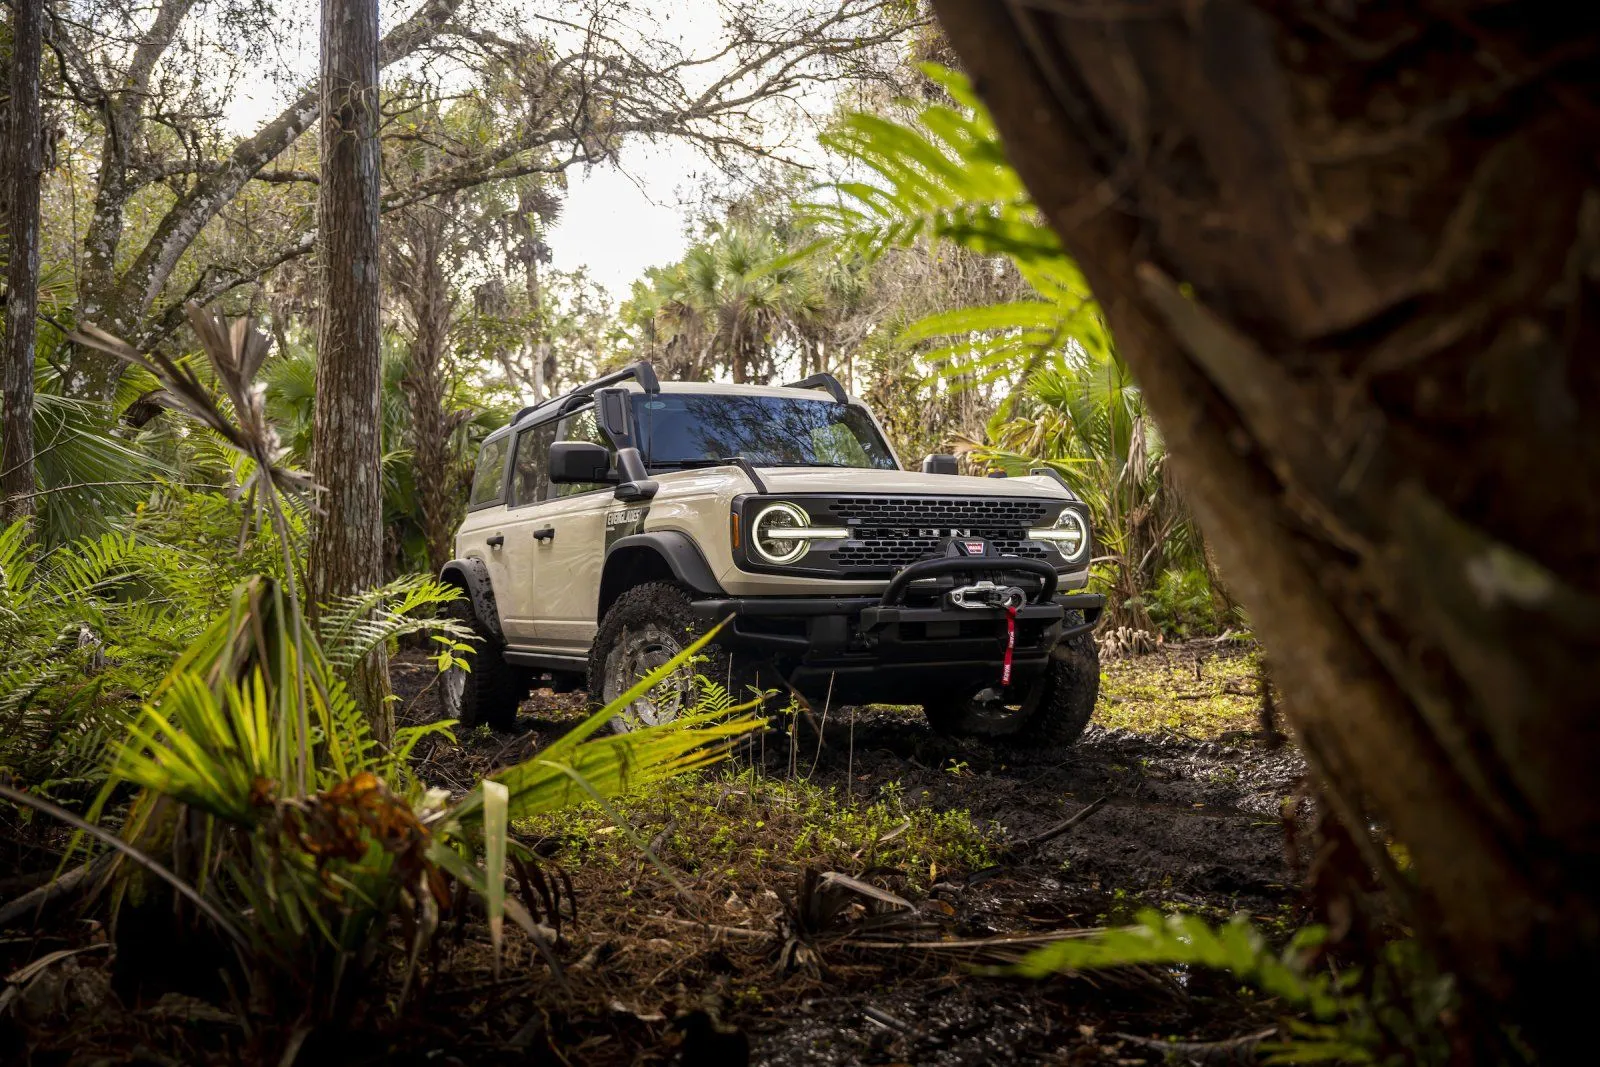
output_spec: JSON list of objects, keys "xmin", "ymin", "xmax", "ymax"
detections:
[
  {"xmin": 468, "ymin": 435, "xmax": 510, "ymax": 508},
  {"xmin": 552, "ymin": 407, "xmax": 614, "ymax": 498},
  {"xmin": 509, "ymin": 422, "xmax": 557, "ymax": 506}
]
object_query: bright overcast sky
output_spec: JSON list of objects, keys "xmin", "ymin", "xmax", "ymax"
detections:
[
  {"xmin": 544, "ymin": 141, "xmax": 716, "ymax": 297},
  {"xmin": 226, "ymin": 1, "xmax": 852, "ymax": 301}
]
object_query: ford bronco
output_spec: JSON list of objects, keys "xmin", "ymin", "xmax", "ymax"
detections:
[{"xmin": 439, "ymin": 362, "xmax": 1105, "ymax": 744}]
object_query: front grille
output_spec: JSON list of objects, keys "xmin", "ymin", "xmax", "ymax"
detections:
[
  {"xmin": 829, "ymin": 496, "xmax": 1052, "ymax": 528},
  {"xmin": 817, "ymin": 496, "xmax": 1058, "ymax": 574}
]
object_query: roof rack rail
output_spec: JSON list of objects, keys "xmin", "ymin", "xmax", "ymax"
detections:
[
  {"xmin": 512, "ymin": 361, "xmax": 661, "ymax": 428},
  {"xmin": 784, "ymin": 372, "xmax": 848, "ymax": 404}
]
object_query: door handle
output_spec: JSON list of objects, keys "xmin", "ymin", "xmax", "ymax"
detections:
[
  {"xmin": 533, "ymin": 526, "xmax": 556, "ymax": 543},
  {"xmin": 486, "ymin": 534, "xmax": 505, "ymax": 548}
]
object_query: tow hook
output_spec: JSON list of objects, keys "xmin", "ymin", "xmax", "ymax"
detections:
[{"xmin": 947, "ymin": 581, "xmax": 1027, "ymax": 611}]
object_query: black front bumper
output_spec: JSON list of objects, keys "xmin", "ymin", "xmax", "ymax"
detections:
[{"xmin": 690, "ymin": 556, "xmax": 1105, "ymax": 703}]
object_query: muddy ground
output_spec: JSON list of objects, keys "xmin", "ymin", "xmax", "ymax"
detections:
[
  {"xmin": 384, "ymin": 643, "xmax": 1307, "ymax": 1066},
  {"xmin": 1, "ymin": 645, "xmax": 1308, "ymax": 1065}
]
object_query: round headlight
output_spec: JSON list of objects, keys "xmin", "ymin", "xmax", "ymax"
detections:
[
  {"xmin": 1029, "ymin": 508, "xmax": 1088, "ymax": 562},
  {"xmin": 752, "ymin": 502, "xmax": 811, "ymax": 565}
]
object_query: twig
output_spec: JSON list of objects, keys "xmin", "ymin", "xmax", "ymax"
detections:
[
  {"xmin": 655, "ymin": 916, "xmax": 771, "ymax": 940},
  {"xmin": 1109, "ymin": 1027, "xmax": 1277, "ymax": 1065},
  {"xmin": 1003, "ymin": 794, "xmax": 1110, "ymax": 858},
  {"xmin": 806, "ymin": 672, "xmax": 836, "ymax": 779},
  {"xmin": 0, "ymin": 856, "xmax": 109, "ymax": 930}
]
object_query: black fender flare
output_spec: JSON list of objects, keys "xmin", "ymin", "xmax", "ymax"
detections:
[
  {"xmin": 439, "ymin": 558, "xmax": 504, "ymax": 641},
  {"xmin": 600, "ymin": 532, "xmax": 725, "ymax": 617}
]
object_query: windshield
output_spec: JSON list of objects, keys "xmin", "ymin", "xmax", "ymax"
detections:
[{"xmin": 632, "ymin": 393, "xmax": 898, "ymax": 470}]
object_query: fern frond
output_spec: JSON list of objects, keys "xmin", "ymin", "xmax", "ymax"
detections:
[{"xmin": 316, "ymin": 574, "xmax": 468, "ymax": 672}]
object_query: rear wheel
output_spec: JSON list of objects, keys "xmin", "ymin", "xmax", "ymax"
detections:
[
  {"xmin": 440, "ymin": 593, "xmax": 530, "ymax": 731},
  {"xmin": 922, "ymin": 615, "xmax": 1100, "ymax": 746},
  {"xmin": 589, "ymin": 582, "xmax": 775, "ymax": 733}
]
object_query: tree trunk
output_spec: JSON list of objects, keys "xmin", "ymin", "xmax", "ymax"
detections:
[
  {"xmin": 1, "ymin": 0, "xmax": 43, "ymax": 524},
  {"xmin": 310, "ymin": 0, "xmax": 390, "ymax": 742},
  {"xmin": 932, "ymin": 1, "xmax": 1600, "ymax": 1054}
]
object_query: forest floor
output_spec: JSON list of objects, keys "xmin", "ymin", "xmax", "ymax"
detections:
[
  {"xmin": 386, "ymin": 640, "xmax": 1307, "ymax": 1066},
  {"xmin": 2, "ymin": 641, "xmax": 1309, "ymax": 1066}
]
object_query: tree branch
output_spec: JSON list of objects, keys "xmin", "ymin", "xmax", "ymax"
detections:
[{"xmin": 113, "ymin": 0, "xmax": 466, "ymax": 323}]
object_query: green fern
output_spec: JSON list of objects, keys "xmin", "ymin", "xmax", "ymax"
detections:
[
  {"xmin": 315, "ymin": 573, "xmax": 471, "ymax": 674},
  {"xmin": 1012, "ymin": 910, "xmax": 1459, "ymax": 1065},
  {"xmin": 804, "ymin": 63, "xmax": 1110, "ymax": 388}
]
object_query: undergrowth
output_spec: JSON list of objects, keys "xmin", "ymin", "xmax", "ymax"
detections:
[
  {"xmin": 515, "ymin": 770, "xmax": 996, "ymax": 890},
  {"xmin": 1096, "ymin": 646, "xmax": 1260, "ymax": 738},
  {"xmin": 1012, "ymin": 910, "xmax": 1464, "ymax": 1065}
]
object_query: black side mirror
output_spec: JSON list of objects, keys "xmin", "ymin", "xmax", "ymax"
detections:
[
  {"xmin": 549, "ymin": 441, "xmax": 614, "ymax": 484},
  {"xmin": 596, "ymin": 387, "xmax": 635, "ymax": 448},
  {"xmin": 921, "ymin": 453, "xmax": 959, "ymax": 475}
]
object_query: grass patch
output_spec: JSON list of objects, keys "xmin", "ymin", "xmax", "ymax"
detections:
[
  {"xmin": 1096, "ymin": 646, "xmax": 1261, "ymax": 738},
  {"xmin": 514, "ymin": 768, "xmax": 996, "ymax": 889}
]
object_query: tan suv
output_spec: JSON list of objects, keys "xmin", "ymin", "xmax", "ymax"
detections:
[{"xmin": 439, "ymin": 363, "xmax": 1104, "ymax": 744}]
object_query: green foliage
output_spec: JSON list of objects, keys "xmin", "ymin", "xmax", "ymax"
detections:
[
  {"xmin": 622, "ymin": 219, "xmax": 867, "ymax": 385},
  {"xmin": 260, "ymin": 327, "xmax": 504, "ymax": 576},
  {"xmin": 0, "ymin": 517, "xmax": 215, "ymax": 795},
  {"xmin": 315, "ymin": 574, "xmax": 470, "ymax": 675},
  {"xmin": 1096, "ymin": 648, "xmax": 1260, "ymax": 738},
  {"xmin": 19, "ymin": 369, "xmax": 168, "ymax": 546},
  {"xmin": 71, "ymin": 574, "xmax": 763, "ymax": 1018},
  {"xmin": 0, "ymin": 487, "xmax": 476, "ymax": 799},
  {"xmin": 1146, "ymin": 565, "xmax": 1229, "ymax": 639},
  {"xmin": 806, "ymin": 66, "xmax": 1217, "ymax": 632},
  {"xmin": 807, "ymin": 64, "xmax": 1108, "ymax": 388},
  {"xmin": 1013, "ymin": 910, "xmax": 1459, "ymax": 1065}
]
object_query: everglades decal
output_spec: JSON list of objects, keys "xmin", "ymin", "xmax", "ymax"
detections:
[{"xmin": 604, "ymin": 505, "xmax": 649, "ymax": 548}]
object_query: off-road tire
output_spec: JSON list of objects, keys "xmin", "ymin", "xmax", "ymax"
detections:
[
  {"xmin": 588, "ymin": 582, "xmax": 775, "ymax": 733},
  {"xmin": 922, "ymin": 612, "xmax": 1100, "ymax": 746},
  {"xmin": 441, "ymin": 595, "xmax": 529, "ymax": 731}
]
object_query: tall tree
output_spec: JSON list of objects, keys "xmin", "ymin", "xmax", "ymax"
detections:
[
  {"xmin": 311, "ymin": 0, "xmax": 388, "ymax": 739},
  {"xmin": 1, "ymin": 0, "xmax": 43, "ymax": 522},
  {"xmin": 931, "ymin": 0, "xmax": 1599, "ymax": 1055}
]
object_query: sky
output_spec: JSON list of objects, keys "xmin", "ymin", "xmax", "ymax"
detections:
[{"xmin": 543, "ymin": 141, "xmax": 711, "ymax": 298}]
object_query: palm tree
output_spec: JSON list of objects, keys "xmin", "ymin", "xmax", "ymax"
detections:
[{"xmin": 625, "ymin": 223, "xmax": 854, "ymax": 383}]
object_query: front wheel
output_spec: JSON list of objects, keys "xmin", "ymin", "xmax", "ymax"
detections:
[
  {"xmin": 922, "ymin": 616, "xmax": 1100, "ymax": 746},
  {"xmin": 588, "ymin": 582, "xmax": 775, "ymax": 733}
]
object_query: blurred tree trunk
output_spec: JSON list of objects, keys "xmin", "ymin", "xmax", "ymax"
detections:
[
  {"xmin": 933, "ymin": 0, "xmax": 1599, "ymax": 1054},
  {"xmin": 310, "ymin": 0, "xmax": 390, "ymax": 741},
  {"xmin": 1, "ymin": 0, "xmax": 43, "ymax": 525}
]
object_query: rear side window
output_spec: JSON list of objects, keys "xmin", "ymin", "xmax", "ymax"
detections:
[{"xmin": 468, "ymin": 436, "xmax": 510, "ymax": 508}]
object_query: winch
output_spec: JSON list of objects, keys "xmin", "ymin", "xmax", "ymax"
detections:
[{"xmin": 946, "ymin": 580, "xmax": 1027, "ymax": 611}]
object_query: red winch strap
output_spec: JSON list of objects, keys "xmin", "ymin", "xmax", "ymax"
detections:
[{"xmin": 1001, "ymin": 604, "xmax": 1018, "ymax": 686}]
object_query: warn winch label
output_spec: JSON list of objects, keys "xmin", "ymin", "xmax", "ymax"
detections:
[{"xmin": 604, "ymin": 505, "xmax": 649, "ymax": 548}]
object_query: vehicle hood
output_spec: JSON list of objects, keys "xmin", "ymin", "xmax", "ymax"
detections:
[{"xmin": 751, "ymin": 466, "xmax": 1073, "ymax": 500}]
